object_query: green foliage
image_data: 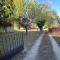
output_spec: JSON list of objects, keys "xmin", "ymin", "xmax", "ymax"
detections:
[
  {"xmin": 37, "ymin": 20, "xmax": 45, "ymax": 30},
  {"xmin": 0, "ymin": 0, "xmax": 58, "ymax": 32},
  {"xmin": 13, "ymin": 0, "xmax": 24, "ymax": 17},
  {"xmin": 0, "ymin": 28, "xmax": 4, "ymax": 32},
  {"xmin": 0, "ymin": 0, "xmax": 14, "ymax": 32},
  {"xmin": 44, "ymin": 21, "xmax": 51, "ymax": 28}
]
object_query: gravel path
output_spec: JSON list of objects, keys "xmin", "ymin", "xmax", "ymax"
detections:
[{"xmin": 36, "ymin": 33, "xmax": 56, "ymax": 60}]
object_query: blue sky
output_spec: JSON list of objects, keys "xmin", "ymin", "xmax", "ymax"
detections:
[{"xmin": 36, "ymin": 0, "xmax": 60, "ymax": 16}]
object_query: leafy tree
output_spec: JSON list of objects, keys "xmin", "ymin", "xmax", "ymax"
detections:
[
  {"xmin": 0, "ymin": 0, "xmax": 13, "ymax": 32},
  {"xmin": 44, "ymin": 21, "xmax": 52, "ymax": 28},
  {"xmin": 25, "ymin": 0, "xmax": 38, "ymax": 19},
  {"xmin": 18, "ymin": 16, "xmax": 30, "ymax": 34},
  {"xmin": 0, "ymin": 0, "xmax": 58, "ymax": 32},
  {"xmin": 37, "ymin": 20, "xmax": 45, "ymax": 31},
  {"xmin": 0, "ymin": 0, "xmax": 20, "ymax": 32},
  {"xmin": 13, "ymin": 0, "xmax": 24, "ymax": 17}
]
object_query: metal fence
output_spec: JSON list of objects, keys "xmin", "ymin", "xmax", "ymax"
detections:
[
  {"xmin": 0, "ymin": 32, "xmax": 24, "ymax": 59},
  {"xmin": 0, "ymin": 31, "xmax": 40, "ymax": 60}
]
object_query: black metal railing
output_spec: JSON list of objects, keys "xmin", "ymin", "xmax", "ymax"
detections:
[{"xmin": 0, "ymin": 32, "xmax": 24, "ymax": 59}]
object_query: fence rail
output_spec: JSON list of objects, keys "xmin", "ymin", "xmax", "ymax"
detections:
[
  {"xmin": 0, "ymin": 32, "xmax": 24, "ymax": 59},
  {"xmin": 0, "ymin": 31, "xmax": 40, "ymax": 60}
]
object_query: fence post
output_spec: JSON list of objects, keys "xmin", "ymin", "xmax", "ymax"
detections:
[
  {"xmin": 21, "ymin": 32, "xmax": 24, "ymax": 48},
  {"xmin": 2, "ymin": 37, "xmax": 5, "ymax": 55}
]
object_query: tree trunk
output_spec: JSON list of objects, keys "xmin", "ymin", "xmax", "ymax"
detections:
[
  {"xmin": 4, "ymin": 27, "xmax": 7, "ymax": 33},
  {"xmin": 26, "ymin": 27, "xmax": 28, "ymax": 35},
  {"xmin": 39, "ymin": 27, "xmax": 43, "ymax": 31}
]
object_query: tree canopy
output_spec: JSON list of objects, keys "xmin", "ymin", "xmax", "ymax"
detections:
[{"xmin": 0, "ymin": 0, "xmax": 58, "ymax": 32}]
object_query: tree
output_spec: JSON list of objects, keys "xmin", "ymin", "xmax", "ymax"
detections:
[
  {"xmin": 0, "ymin": 0, "xmax": 19, "ymax": 32},
  {"xmin": 13, "ymin": 0, "xmax": 24, "ymax": 17},
  {"xmin": 37, "ymin": 20, "xmax": 45, "ymax": 31},
  {"xmin": 25, "ymin": 0, "xmax": 38, "ymax": 19},
  {"xmin": 0, "ymin": 0, "xmax": 13, "ymax": 32},
  {"xmin": 18, "ymin": 16, "xmax": 30, "ymax": 34}
]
